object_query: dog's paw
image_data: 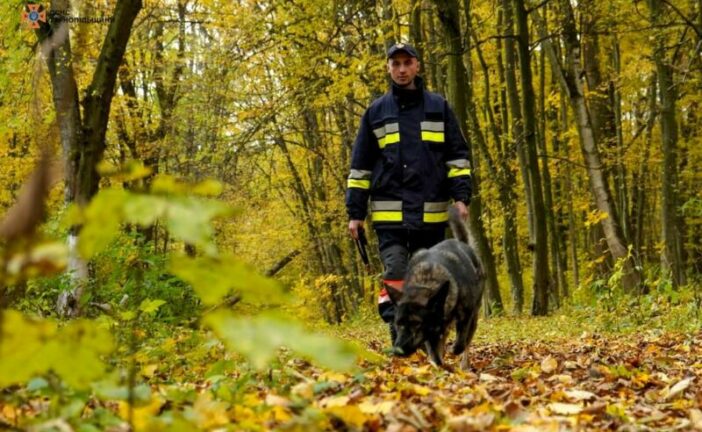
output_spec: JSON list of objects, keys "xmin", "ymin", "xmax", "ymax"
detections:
[
  {"xmin": 460, "ymin": 352, "xmax": 471, "ymax": 371},
  {"xmin": 428, "ymin": 357, "xmax": 443, "ymax": 368},
  {"xmin": 451, "ymin": 342, "xmax": 465, "ymax": 356}
]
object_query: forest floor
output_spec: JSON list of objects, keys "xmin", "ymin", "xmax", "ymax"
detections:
[
  {"xmin": 1, "ymin": 306, "xmax": 701, "ymax": 431},
  {"xmin": 329, "ymin": 318, "xmax": 702, "ymax": 431}
]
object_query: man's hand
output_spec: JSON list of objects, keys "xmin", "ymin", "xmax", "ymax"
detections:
[
  {"xmin": 349, "ymin": 219, "xmax": 364, "ymax": 240},
  {"xmin": 453, "ymin": 201, "xmax": 469, "ymax": 221}
]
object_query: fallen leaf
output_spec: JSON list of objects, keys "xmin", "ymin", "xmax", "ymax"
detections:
[
  {"xmin": 541, "ymin": 356, "xmax": 558, "ymax": 373},
  {"xmin": 319, "ymin": 395, "xmax": 349, "ymax": 408},
  {"xmin": 325, "ymin": 405, "xmax": 369, "ymax": 428},
  {"xmin": 264, "ymin": 394, "xmax": 290, "ymax": 407},
  {"xmin": 479, "ymin": 373, "xmax": 500, "ymax": 382},
  {"xmin": 548, "ymin": 402, "xmax": 582, "ymax": 415},
  {"xmin": 549, "ymin": 374, "xmax": 574, "ymax": 385},
  {"xmin": 291, "ymin": 381, "xmax": 314, "ymax": 399},
  {"xmin": 319, "ymin": 371, "xmax": 349, "ymax": 384},
  {"xmin": 661, "ymin": 377, "xmax": 693, "ymax": 401},
  {"xmin": 411, "ymin": 384, "xmax": 432, "ymax": 396},
  {"xmin": 447, "ymin": 413, "xmax": 496, "ymax": 431},
  {"xmin": 359, "ymin": 399, "xmax": 395, "ymax": 414},
  {"xmin": 564, "ymin": 389, "xmax": 596, "ymax": 401},
  {"xmin": 690, "ymin": 409, "xmax": 702, "ymax": 429}
]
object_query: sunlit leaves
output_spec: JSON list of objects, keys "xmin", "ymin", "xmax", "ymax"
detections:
[
  {"xmin": 97, "ymin": 160, "xmax": 153, "ymax": 182},
  {"xmin": 139, "ymin": 298, "xmax": 166, "ymax": 314},
  {"xmin": 70, "ymin": 179, "xmax": 232, "ymax": 259},
  {"xmin": 204, "ymin": 311, "xmax": 357, "ymax": 371},
  {"xmin": 77, "ymin": 189, "xmax": 129, "ymax": 259},
  {"xmin": 0, "ymin": 310, "xmax": 113, "ymax": 389},
  {"xmin": 122, "ymin": 194, "xmax": 168, "ymax": 227},
  {"xmin": 169, "ymin": 254, "xmax": 283, "ymax": 305},
  {"xmin": 163, "ymin": 197, "xmax": 230, "ymax": 256}
]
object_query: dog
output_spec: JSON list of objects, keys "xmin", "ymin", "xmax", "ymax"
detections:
[{"xmin": 386, "ymin": 206, "xmax": 484, "ymax": 369}]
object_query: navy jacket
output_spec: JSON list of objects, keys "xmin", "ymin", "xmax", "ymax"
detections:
[{"xmin": 346, "ymin": 77, "xmax": 472, "ymax": 230}]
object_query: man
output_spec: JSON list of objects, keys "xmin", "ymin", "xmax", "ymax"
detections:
[{"xmin": 346, "ymin": 42, "xmax": 473, "ymax": 343}]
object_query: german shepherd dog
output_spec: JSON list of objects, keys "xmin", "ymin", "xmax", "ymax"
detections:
[{"xmin": 386, "ymin": 206, "xmax": 484, "ymax": 369}]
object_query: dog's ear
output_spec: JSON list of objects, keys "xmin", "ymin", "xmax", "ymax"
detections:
[
  {"xmin": 428, "ymin": 281, "xmax": 450, "ymax": 314},
  {"xmin": 385, "ymin": 283, "xmax": 404, "ymax": 304}
]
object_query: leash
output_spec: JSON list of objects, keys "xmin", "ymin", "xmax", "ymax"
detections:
[{"xmin": 354, "ymin": 226, "xmax": 370, "ymax": 268}]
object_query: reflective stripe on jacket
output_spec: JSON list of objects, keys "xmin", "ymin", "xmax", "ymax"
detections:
[{"xmin": 346, "ymin": 77, "xmax": 472, "ymax": 229}]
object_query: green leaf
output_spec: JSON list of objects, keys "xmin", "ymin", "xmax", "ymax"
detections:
[
  {"xmin": 0, "ymin": 311, "xmax": 113, "ymax": 389},
  {"xmin": 203, "ymin": 311, "xmax": 357, "ymax": 371},
  {"xmin": 123, "ymin": 195, "xmax": 168, "ymax": 227},
  {"xmin": 60, "ymin": 398, "xmax": 87, "ymax": 418},
  {"xmin": 170, "ymin": 254, "xmax": 283, "ymax": 305},
  {"xmin": 139, "ymin": 299, "xmax": 166, "ymax": 314},
  {"xmin": 46, "ymin": 320, "xmax": 114, "ymax": 389},
  {"xmin": 97, "ymin": 160, "xmax": 152, "ymax": 182},
  {"xmin": 78, "ymin": 189, "xmax": 129, "ymax": 259},
  {"xmin": 0, "ymin": 310, "xmax": 57, "ymax": 387},
  {"xmin": 191, "ymin": 179, "xmax": 224, "ymax": 197},
  {"xmin": 164, "ymin": 197, "xmax": 231, "ymax": 255},
  {"xmin": 151, "ymin": 174, "xmax": 186, "ymax": 194},
  {"xmin": 120, "ymin": 311, "xmax": 136, "ymax": 321},
  {"xmin": 26, "ymin": 377, "xmax": 49, "ymax": 391},
  {"xmin": 93, "ymin": 379, "xmax": 151, "ymax": 402}
]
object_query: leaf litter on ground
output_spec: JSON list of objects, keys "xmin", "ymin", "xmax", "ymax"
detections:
[{"xmin": 2, "ymin": 317, "xmax": 701, "ymax": 431}]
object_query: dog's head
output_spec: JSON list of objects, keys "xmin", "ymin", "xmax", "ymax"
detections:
[{"xmin": 386, "ymin": 281, "xmax": 450, "ymax": 357}]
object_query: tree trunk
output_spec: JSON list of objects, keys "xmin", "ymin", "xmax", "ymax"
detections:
[
  {"xmin": 648, "ymin": 0, "xmax": 687, "ymax": 288},
  {"xmin": 43, "ymin": 0, "xmax": 142, "ymax": 317},
  {"xmin": 538, "ymin": 44, "xmax": 563, "ymax": 306},
  {"xmin": 471, "ymin": 6, "xmax": 524, "ymax": 314},
  {"xmin": 410, "ymin": 0, "xmax": 425, "ymax": 62},
  {"xmin": 501, "ymin": 0, "xmax": 534, "ymax": 247},
  {"xmin": 433, "ymin": 0, "xmax": 504, "ymax": 314},
  {"xmin": 512, "ymin": 0, "xmax": 550, "ymax": 315},
  {"xmin": 631, "ymin": 75, "xmax": 657, "ymax": 265},
  {"xmin": 560, "ymin": 93, "xmax": 580, "ymax": 288},
  {"xmin": 539, "ymin": 2, "xmax": 643, "ymax": 293}
]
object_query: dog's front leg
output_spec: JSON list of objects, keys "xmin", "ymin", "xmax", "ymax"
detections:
[
  {"xmin": 425, "ymin": 339, "xmax": 443, "ymax": 366},
  {"xmin": 452, "ymin": 317, "xmax": 469, "ymax": 355},
  {"xmin": 452, "ymin": 314, "xmax": 478, "ymax": 356},
  {"xmin": 460, "ymin": 350, "xmax": 470, "ymax": 371},
  {"xmin": 436, "ymin": 330, "xmax": 447, "ymax": 358}
]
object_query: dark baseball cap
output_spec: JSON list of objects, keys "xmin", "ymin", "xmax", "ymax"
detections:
[{"xmin": 387, "ymin": 43, "xmax": 418, "ymax": 59}]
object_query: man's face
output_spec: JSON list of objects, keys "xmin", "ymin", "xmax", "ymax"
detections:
[{"xmin": 387, "ymin": 52, "xmax": 420, "ymax": 88}]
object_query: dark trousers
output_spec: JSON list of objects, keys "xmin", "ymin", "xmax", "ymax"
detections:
[{"xmin": 376, "ymin": 227, "xmax": 446, "ymax": 323}]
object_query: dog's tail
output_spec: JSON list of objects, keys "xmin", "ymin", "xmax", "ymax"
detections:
[{"xmin": 448, "ymin": 205, "xmax": 470, "ymax": 244}]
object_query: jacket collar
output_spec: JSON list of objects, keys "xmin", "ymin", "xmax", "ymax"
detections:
[{"xmin": 391, "ymin": 75, "xmax": 425, "ymax": 108}]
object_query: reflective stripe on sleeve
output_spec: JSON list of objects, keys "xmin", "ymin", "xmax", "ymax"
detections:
[
  {"xmin": 378, "ymin": 132, "xmax": 400, "ymax": 149},
  {"xmin": 423, "ymin": 212, "xmax": 449, "ymax": 223},
  {"xmin": 348, "ymin": 169, "xmax": 372, "ymax": 180},
  {"xmin": 423, "ymin": 201, "xmax": 449, "ymax": 223},
  {"xmin": 374, "ymin": 123, "xmax": 400, "ymax": 149},
  {"xmin": 420, "ymin": 121, "xmax": 444, "ymax": 132},
  {"xmin": 423, "ymin": 202, "xmax": 449, "ymax": 212},
  {"xmin": 421, "ymin": 131, "xmax": 444, "ymax": 143},
  {"xmin": 446, "ymin": 159, "xmax": 471, "ymax": 178},
  {"xmin": 448, "ymin": 168, "xmax": 472, "ymax": 178},
  {"xmin": 446, "ymin": 159, "xmax": 471, "ymax": 168},
  {"xmin": 347, "ymin": 179, "xmax": 370, "ymax": 189}
]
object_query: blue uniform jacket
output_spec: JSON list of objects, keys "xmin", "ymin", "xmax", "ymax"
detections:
[{"xmin": 346, "ymin": 77, "xmax": 473, "ymax": 230}]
